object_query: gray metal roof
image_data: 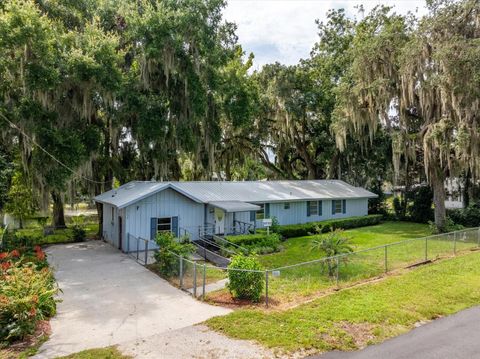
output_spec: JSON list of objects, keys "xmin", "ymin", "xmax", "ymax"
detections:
[
  {"xmin": 209, "ymin": 201, "xmax": 261, "ymax": 213},
  {"xmin": 94, "ymin": 180, "xmax": 377, "ymax": 209}
]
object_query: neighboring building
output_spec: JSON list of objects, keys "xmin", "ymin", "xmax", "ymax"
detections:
[
  {"xmin": 445, "ymin": 178, "xmax": 464, "ymax": 209},
  {"xmin": 94, "ymin": 180, "xmax": 377, "ymax": 252}
]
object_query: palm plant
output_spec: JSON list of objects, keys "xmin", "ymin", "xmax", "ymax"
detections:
[{"xmin": 311, "ymin": 228, "xmax": 353, "ymax": 277}]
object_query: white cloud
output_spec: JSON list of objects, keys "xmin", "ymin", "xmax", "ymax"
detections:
[{"xmin": 223, "ymin": 0, "xmax": 428, "ymax": 70}]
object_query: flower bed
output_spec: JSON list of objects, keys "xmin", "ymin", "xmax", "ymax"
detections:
[{"xmin": 0, "ymin": 245, "xmax": 57, "ymax": 346}]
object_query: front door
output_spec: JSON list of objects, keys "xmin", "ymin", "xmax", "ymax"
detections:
[
  {"xmin": 214, "ymin": 208, "xmax": 225, "ymax": 235},
  {"xmin": 118, "ymin": 216, "xmax": 122, "ymax": 251}
]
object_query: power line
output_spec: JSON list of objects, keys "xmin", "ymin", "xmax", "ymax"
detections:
[{"xmin": 0, "ymin": 112, "xmax": 110, "ymax": 185}]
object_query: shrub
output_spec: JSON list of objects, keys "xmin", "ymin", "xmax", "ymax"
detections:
[
  {"xmin": 71, "ymin": 226, "xmax": 86, "ymax": 242},
  {"xmin": 270, "ymin": 216, "xmax": 280, "ymax": 233},
  {"xmin": 392, "ymin": 196, "xmax": 406, "ymax": 220},
  {"xmin": 225, "ymin": 233, "xmax": 282, "ymax": 254},
  {"xmin": 0, "ymin": 261, "xmax": 57, "ymax": 343},
  {"xmin": 447, "ymin": 203, "xmax": 480, "ymax": 227},
  {"xmin": 407, "ymin": 186, "xmax": 434, "ymax": 223},
  {"xmin": 429, "ymin": 218, "xmax": 464, "ymax": 234},
  {"xmin": 227, "ymin": 255, "xmax": 264, "ymax": 302},
  {"xmin": 153, "ymin": 232, "xmax": 195, "ymax": 277},
  {"xmin": 277, "ymin": 215, "xmax": 383, "ymax": 239}
]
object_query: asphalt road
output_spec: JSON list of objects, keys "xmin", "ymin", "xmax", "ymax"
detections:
[{"xmin": 315, "ymin": 306, "xmax": 480, "ymax": 359}]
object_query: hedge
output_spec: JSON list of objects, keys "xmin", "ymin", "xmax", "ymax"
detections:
[
  {"xmin": 276, "ymin": 215, "xmax": 383, "ymax": 238},
  {"xmin": 225, "ymin": 233, "xmax": 282, "ymax": 254}
]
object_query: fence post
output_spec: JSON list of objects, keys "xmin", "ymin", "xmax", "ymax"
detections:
[
  {"xmin": 335, "ymin": 256, "xmax": 339, "ymax": 288},
  {"xmin": 265, "ymin": 270, "xmax": 269, "ymax": 308},
  {"xmin": 202, "ymin": 263, "xmax": 206, "ymax": 300},
  {"xmin": 193, "ymin": 261, "xmax": 197, "ymax": 298},
  {"xmin": 144, "ymin": 240, "xmax": 148, "ymax": 265},
  {"xmin": 136, "ymin": 237, "xmax": 139, "ymax": 260},
  {"xmin": 454, "ymin": 231, "xmax": 457, "ymax": 255},
  {"xmin": 179, "ymin": 256, "xmax": 184, "ymax": 289},
  {"xmin": 384, "ymin": 245, "xmax": 388, "ymax": 273},
  {"xmin": 425, "ymin": 237, "xmax": 428, "ymax": 261}
]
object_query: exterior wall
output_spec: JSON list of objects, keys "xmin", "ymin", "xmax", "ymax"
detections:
[
  {"xmin": 124, "ymin": 188, "xmax": 204, "ymax": 251},
  {"xmin": 255, "ymin": 198, "xmax": 369, "ymax": 228},
  {"xmin": 102, "ymin": 203, "xmax": 120, "ymax": 248}
]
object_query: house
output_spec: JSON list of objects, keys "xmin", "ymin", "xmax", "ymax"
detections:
[{"xmin": 94, "ymin": 180, "xmax": 377, "ymax": 252}]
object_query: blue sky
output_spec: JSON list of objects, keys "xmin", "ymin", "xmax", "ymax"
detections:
[{"xmin": 223, "ymin": 0, "xmax": 428, "ymax": 70}]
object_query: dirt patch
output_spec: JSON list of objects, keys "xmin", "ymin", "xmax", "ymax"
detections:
[
  {"xmin": 206, "ymin": 291, "xmax": 279, "ymax": 309},
  {"xmin": 0, "ymin": 320, "xmax": 51, "ymax": 359},
  {"xmin": 335, "ymin": 322, "xmax": 377, "ymax": 349}
]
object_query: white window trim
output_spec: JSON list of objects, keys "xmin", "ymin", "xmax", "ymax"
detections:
[
  {"xmin": 334, "ymin": 200, "xmax": 343, "ymax": 214},
  {"xmin": 308, "ymin": 201, "xmax": 319, "ymax": 216}
]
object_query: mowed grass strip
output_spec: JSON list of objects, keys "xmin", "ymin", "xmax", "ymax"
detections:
[
  {"xmin": 206, "ymin": 252, "xmax": 480, "ymax": 353},
  {"xmin": 55, "ymin": 347, "xmax": 131, "ymax": 359}
]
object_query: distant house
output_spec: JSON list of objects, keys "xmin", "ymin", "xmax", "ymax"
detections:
[{"xmin": 94, "ymin": 180, "xmax": 377, "ymax": 252}]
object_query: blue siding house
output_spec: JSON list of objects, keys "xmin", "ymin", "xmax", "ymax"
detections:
[{"xmin": 94, "ymin": 180, "xmax": 377, "ymax": 252}]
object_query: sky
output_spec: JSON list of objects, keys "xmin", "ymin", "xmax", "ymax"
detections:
[{"xmin": 223, "ymin": 0, "xmax": 429, "ymax": 70}]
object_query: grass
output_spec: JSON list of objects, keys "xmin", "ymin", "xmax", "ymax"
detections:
[
  {"xmin": 55, "ymin": 347, "xmax": 130, "ymax": 359},
  {"xmin": 259, "ymin": 221, "xmax": 432, "ymax": 269},
  {"xmin": 1, "ymin": 223, "xmax": 99, "ymax": 247},
  {"xmin": 207, "ymin": 221, "xmax": 479, "ymax": 305},
  {"xmin": 206, "ymin": 251, "xmax": 480, "ymax": 354}
]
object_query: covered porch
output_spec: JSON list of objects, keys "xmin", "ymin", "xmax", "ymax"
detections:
[{"xmin": 205, "ymin": 200, "xmax": 260, "ymax": 236}]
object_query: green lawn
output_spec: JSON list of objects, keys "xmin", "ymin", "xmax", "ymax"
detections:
[
  {"xmin": 55, "ymin": 347, "xmax": 130, "ymax": 359},
  {"xmin": 206, "ymin": 251, "xmax": 480, "ymax": 354},
  {"xmin": 207, "ymin": 221, "xmax": 479, "ymax": 305},
  {"xmin": 259, "ymin": 221, "xmax": 432, "ymax": 269}
]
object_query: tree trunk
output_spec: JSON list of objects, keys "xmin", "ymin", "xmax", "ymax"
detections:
[
  {"xmin": 431, "ymin": 170, "xmax": 447, "ymax": 230},
  {"xmin": 463, "ymin": 169, "xmax": 471, "ymax": 208},
  {"xmin": 51, "ymin": 191, "xmax": 66, "ymax": 229}
]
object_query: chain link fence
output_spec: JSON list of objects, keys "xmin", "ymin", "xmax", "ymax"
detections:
[{"xmin": 125, "ymin": 227, "xmax": 480, "ymax": 307}]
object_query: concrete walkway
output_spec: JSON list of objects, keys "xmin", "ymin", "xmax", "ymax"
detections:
[
  {"xmin": 35, "ymin": 241, "xmax": 233, "ymax": 358},
  {"xmin": 317, "ymin": 306, "xmax": 480, "ymax": 359}
]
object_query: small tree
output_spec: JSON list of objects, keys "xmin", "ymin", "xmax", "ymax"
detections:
[
  {"xmin": 311, "ymin": 228, "xmax": 353, "ymax": 277},
  {"xmin": 4, "ymin": 171, "xmax": 37, "ymax": 229},
  {"xmin": 227, "ymin": 254, "xmax": 264, "ymax": 302},
  {"xmin": 153, "ymin": 232, "xmax": 195, "ymax": 277}
]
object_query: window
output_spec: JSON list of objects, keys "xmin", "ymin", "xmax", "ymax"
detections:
[
  {"xmin": 284, "ymin": 202, "xmax": 290, "ymax": 210},
  {"xmin": 308, "ymin": 201, "xmax": 318, "ymax": 216},
  {"xmin": 256, "ymin": 204, "xmax": 265, "ymax": 220},
  {"xmin": 157, "ymin": 217, "xmax": 172, "ymax": 233},
  {"xmin": 332, "ymin": 200, "xmax": 346, "ymax": 214}
]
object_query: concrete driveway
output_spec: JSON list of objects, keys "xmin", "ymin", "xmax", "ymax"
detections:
[
  {"xmin": 36, "ymin": 241, "xmax": 232, "ymax": 358},
  {"xmin": 317, "ymin": 306, "xmax": 480, "ymax": 359}
]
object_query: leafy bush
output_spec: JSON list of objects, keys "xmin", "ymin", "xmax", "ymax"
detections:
[
  {"xmin": 227, "ymin": 255, "xmax": 264, "ymax": 302},
  {"xmin": 407, "ymin": 186, "xmax": 434, "ymax": 223},
  {"xmin": 153, "ymin": 232, "xmax": 195, "ymax": 277},
  {"xmin": 71, "ymin": 226, "xmax": 86, "ymax": 242},
  {"xmin": 429, "ymin": 218, "xmax": 464, "ymax": 234},
  {"xmin": 392, "ymin": 196, "xmax": 406, "ymax": 220},
  {"xmin": 270, "ymin": 216, "xmax": 280, "ymax": 233},
  {"xmin": 0, "ymin": 250, "xmax": 57, "ymax": 344},
  {"xmin": 276, "ymin": 215, "xmax": 383, "ymax": 238},
  {"xmin": 447, "ymin": 203, "xmax": 480, "ymax": 227},
  {"xmin": 225, "ymin": 233, "xmax": 282, "ymax": 254}
]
